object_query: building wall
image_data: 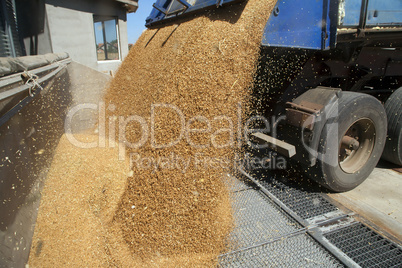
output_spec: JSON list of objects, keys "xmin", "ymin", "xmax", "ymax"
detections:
[
  {"xmin": 23, "ymin": 0, "xmax": 130, "ymax": 73},
  {"xmin": 45, "ymin": 4, "xmax": 98, "ymax": 69}
]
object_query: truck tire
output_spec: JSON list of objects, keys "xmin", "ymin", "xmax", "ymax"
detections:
[
  {"xmin": 382, "ymin": 87, "xmax": 402, "ymax": 166},
  {"xmin": 308, "ymin": 92, "xmax": 387, "ymax": 192}
]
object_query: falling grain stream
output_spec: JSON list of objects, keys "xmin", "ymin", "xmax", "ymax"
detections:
[{"xmin": 29, "ymin": 1, "xmax": 277, "ymax": 266}]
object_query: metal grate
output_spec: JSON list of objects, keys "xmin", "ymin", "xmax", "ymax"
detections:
[
  {"xmin": 220, "ymin": 175, "xmax": 343, "ymax": 267},
  {"xmin": 324, "ymin": 223, "xmax": 402, "ymax": 267},
  {"xmin": 224, "ymin": 175, "xmax": 253, "ymax": 193},
  {"xmin": 258, "ymin": 177, "xmax": 338, "ymax": 220},
  {"xmin": 222, "ymin": 173, "xmax": 402, "ymax": 267},
  {"xmin": 220, "ymin": 233, "xmax": 343, "ymax": 268},
  {"xmin": 227, "ymin": 188, "xmax": 301, "ymax": 250}
]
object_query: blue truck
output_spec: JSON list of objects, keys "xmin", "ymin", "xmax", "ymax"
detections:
[{"xmin": 146, "ymin": 0, "xmax": 402, "ymax": 192}]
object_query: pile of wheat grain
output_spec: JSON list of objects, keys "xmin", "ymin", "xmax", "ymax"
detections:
[{"xmin": 29, "ymin": 0, "xmax": 276, "ymax": 266}]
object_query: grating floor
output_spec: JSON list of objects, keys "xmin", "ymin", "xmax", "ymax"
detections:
[
  {"xmin": 220, "ymin": 233, "xmax": 343, "ymax": 268},
  {"xmin": 226, "ymin": 189, "xmax": 301, "ymax": 250},
  {"xmin": 324, "ymin": 223, "xmax": 402, "ymax": 267},
  {"xmin": 219, "ymin": 172, "xmax": 402, "ymax": 267},
  {"xmin": 251, "ymin": 169, "xmax": 339, "ymax": 220},
  {"xmin": 258, "ymin": 179, "xmax": 338, "ymax": 220},
  {"xmin": 219, "ymin": 175, "xmax": 344, "ymax": 267}
]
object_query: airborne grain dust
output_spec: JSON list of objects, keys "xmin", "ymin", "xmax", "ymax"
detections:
[{"xmin": 29, "ymin": 0, "xmax": 276, "ymax": 266}]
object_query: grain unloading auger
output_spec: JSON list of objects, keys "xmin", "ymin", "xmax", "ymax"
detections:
[{"xmin": 146, "ymin": 0, "xmax": 402, "ymax": 192}]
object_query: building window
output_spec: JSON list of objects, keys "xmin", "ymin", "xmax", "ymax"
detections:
[{"xmin": 94, "ymin": 16, "xmax": 120, "ymax": 61}]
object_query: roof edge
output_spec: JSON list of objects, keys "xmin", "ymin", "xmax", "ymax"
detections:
[{"xmin": 115, "ymin": 0, "xmax": 138, "ymax": 13}]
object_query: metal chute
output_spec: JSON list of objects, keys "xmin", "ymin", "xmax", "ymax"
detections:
[{"xmin": 145, "ymin": 0, "xmax": 245, "ymax": 27}]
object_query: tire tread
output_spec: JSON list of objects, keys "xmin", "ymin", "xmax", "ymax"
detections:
[{"xmin": 382, "ymin": 87, "xmax": 402, "ymax": 166}]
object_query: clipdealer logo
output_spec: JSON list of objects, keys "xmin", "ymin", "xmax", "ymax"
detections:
[{"xmin": 64, "ymin": 102, "xmax": 288, "ymax": 171}]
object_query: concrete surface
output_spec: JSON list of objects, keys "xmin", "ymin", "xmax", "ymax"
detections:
[{"xmin": 330, "ymin": 165, "xmax": 402, "ymax": 241}]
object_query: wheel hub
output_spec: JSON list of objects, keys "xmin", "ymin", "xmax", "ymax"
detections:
[{"xmin": 339, "ymin": 118, "xmax": 376, "ymax": 174}]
